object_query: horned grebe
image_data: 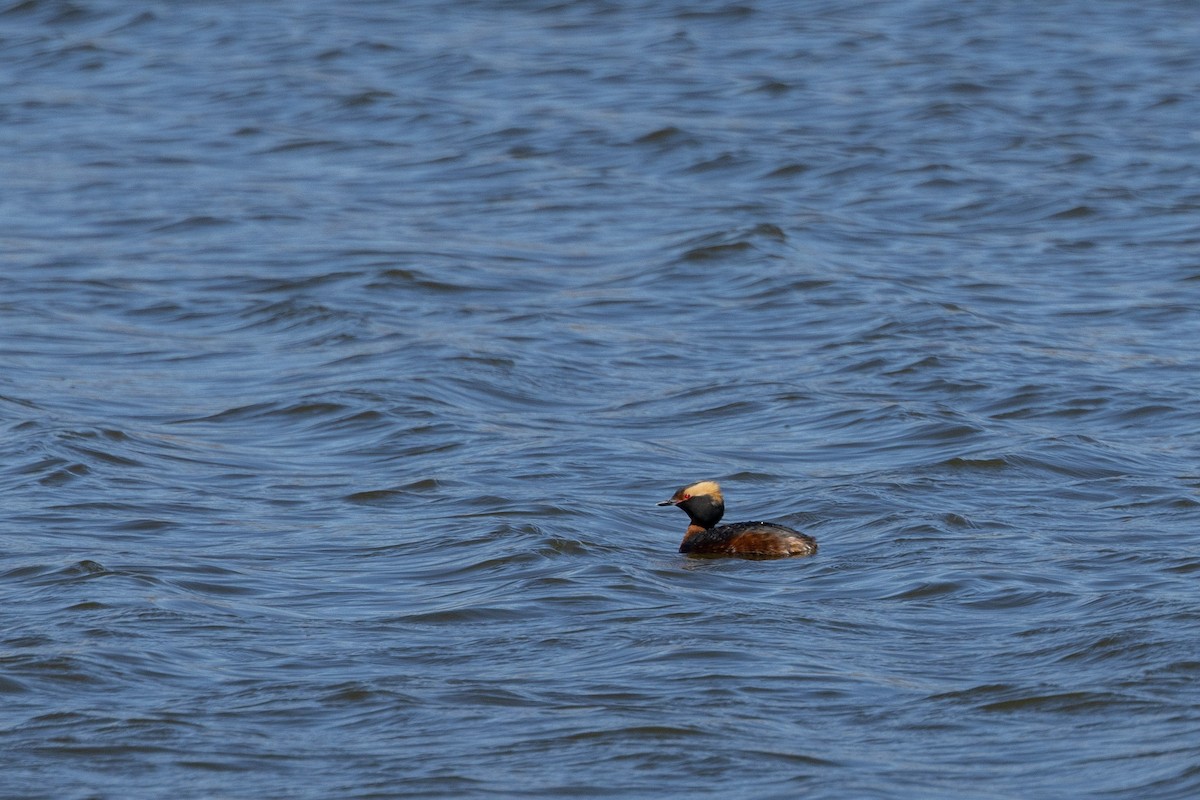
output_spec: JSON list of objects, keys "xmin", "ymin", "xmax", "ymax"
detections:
[{"xmin": 657, "ymin": 480, "xmax": 816, "ymax": 559}]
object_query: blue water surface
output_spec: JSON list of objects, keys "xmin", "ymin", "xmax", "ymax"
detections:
[{"xmin": 3, "ymin": 1, "xmax": 1200, "ymax": 798}]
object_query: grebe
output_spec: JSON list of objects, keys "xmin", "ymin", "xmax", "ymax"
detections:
[{"xmin": 657, "ymin": 480, "xmax": 816, "ymax": 559}]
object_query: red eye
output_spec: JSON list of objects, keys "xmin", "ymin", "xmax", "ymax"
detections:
[{"xmin": 682, "ymin": 494, "xmax": 691, "ymax": 500}]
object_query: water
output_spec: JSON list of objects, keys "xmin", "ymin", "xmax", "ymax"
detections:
[{"xmin": 3, "ymin": 1, "xmax": 1200, "ymax": 797}]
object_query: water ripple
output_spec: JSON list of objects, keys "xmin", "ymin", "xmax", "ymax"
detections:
[{"xmin": 4, "ymin": 1, "xmax": 1200, "ymax": 797}]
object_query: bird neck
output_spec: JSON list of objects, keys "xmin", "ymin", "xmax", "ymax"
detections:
[{"xmin": 682, "ymin": 496, "xmax": 724, "ymax": 529}]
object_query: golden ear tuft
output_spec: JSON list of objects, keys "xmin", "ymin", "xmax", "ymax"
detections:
[{"xmin": 684, "ymin": 480, "xmax": 722, "ymax": 499}]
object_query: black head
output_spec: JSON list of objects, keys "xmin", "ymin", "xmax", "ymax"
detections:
[{"xmin": 656, "ymin": 480, "xmax": 725, "ymax": 529}]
